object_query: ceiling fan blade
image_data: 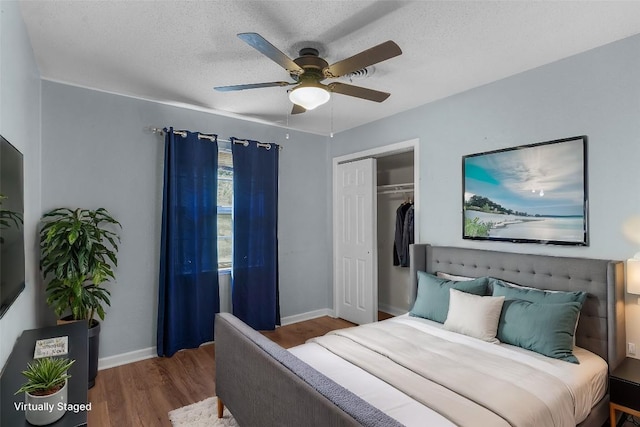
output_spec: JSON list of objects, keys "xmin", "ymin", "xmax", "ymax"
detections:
[
  {"xmin": 214, "ymin": 81, "xmax": 294, "ymax": 92},
  {"xmin": 237, "ymin": 32, "xmax": 304, "ymax": 75},
  {"xmin": 327, "ymin": 82, "xmax": 390, "ymax": 102},
  {"xmin": 291, "ymin": 104, "xmax": 306, "ymax": 115},
  {"xmin": 324, "ymin": 40, "xmax": 402, "ymax": 78}
]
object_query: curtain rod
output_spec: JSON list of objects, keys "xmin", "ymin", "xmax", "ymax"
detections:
[
  {"xmin": 149, "ymin": 127, "xmax": 229, "ymax": 143},
  {"xmin": 149, "ymin": 127, "xmax": 282, "ymax": 150}
]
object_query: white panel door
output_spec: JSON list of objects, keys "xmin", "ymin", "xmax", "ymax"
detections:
[{"xmin": 334, "ymin": 158, "xmax": 377, "ymax": 325}]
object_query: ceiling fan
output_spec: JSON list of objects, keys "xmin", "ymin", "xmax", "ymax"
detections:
[{"xmin": 214, "ymin": 33, "xmax": 402, "ymax": 114}]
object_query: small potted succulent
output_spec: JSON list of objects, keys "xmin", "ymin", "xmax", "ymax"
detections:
[{"xmin": 15, "ymin": 357, "xmax": 75, "ymax": 425}]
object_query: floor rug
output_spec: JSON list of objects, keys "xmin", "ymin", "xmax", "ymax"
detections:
[{"xmin": 169, "ymin": 396, "xmax": 238, "ymax": 427}]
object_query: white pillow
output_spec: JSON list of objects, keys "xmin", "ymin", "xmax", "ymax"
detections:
[
  {"xmin": 436, "ymin": 272, "xmax": 475, "ymax": 281},
  {"xmin": 443, "ymin": 289, "xmax": 505, "ymax": 343}
]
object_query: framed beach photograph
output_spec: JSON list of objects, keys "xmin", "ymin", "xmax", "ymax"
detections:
[{"xmin": 462, "ymin": 136, "xmax": 588, "ymax": 246}]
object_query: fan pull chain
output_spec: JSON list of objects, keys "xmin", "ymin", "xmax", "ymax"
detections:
[
  {"xmin": 330, "ymin": 97, "xmax": 334, "ymax": 138},
  {"xmin": 285, "ymin": 105, "xmax": 290, "ymax": 139}
]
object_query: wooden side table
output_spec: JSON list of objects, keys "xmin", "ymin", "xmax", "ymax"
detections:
[
  {"xmin": 0, "ymin": 322, "xmax": 89, "ymax": 426},
  {"xmin": 610, "ymin": 357, "xmax": 640, "ymax": 427}
]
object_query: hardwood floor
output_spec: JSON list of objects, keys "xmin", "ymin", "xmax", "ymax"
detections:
[
  {"xmin": 378, "ymin": 310, "xmax": 394, "ymax": 321},
  {"xmin": 87, "ymin": 315, "xmax": 355, "ymax": 427},
  {"xmin": 260, "ymin": 315, "xmax": 355, "ymax": 348}
]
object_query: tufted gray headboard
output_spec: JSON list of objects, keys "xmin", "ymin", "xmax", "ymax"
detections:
[{"xmin": 409, "ymin": 244, "xmax": 625, "ymax": 370}]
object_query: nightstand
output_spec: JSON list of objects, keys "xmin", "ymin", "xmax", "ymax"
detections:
[
  {"xmin": 610, "ymin": 357, "xmax": 640, "ymax": 427},
  {"xmin": 0, "ymin": 322, "xmax": 88, "ymax": 426}
]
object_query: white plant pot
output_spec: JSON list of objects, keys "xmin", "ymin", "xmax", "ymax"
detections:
[{"xmin": 24, "ymin": 379, "xmax": 67, "ymax": 425}]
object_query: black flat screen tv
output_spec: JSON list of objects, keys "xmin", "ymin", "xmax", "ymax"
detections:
[
  {"xmin": 462, "ymin": 135, "xmax": 588, "ymax": 246},
  {"xmin": 0, "ymin": 135, "xmax": 25, "ymax": 318}
]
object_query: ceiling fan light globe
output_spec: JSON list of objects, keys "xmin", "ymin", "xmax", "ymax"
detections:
[{"xmin": 289, "ymin": 86, "xmax": 330, "ymax": 110}]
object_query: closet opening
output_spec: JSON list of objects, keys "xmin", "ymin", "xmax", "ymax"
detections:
[{"xmin": 376, "ymin": 151, "xmax": 415, "ymax": 319}]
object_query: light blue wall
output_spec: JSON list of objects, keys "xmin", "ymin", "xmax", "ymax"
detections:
[
  {"xmin": 331, "ymin": 34, "xmax": 640, "ymax": 350},
  {"xmin": 332, "ymin": 34, "xmax": 640, "ymax": 261},
  {"xmin": 40, "ymin": 82, "xmax": 331, "ymax": 358},
  {"xmin": 0, "ymin": 1, "xmax": 43, "ymax": 367}
]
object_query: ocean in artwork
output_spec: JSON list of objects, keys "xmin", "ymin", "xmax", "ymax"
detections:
[{"xmin": 464, "ymin": 211, "xmax": 584, "ymax": 242}]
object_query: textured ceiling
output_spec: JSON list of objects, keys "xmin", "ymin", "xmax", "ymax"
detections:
[{"xmin": 19, "ymin": 1, "xmax": 640, "ymax": 136}]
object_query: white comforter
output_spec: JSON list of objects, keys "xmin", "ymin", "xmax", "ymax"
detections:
[{"xmin": 289, "ymin": 315, "xmax": 607, "ymax": 427}]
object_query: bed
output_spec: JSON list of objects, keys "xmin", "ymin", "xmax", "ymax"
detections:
[{"xmin": 214, "ymin": 244, "xmax": 626, "ymax": 427}]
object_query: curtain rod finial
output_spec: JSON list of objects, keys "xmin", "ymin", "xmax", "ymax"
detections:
[{"xmin": 146, "ymin": 126, "xmax": 164, "ymax": 135}]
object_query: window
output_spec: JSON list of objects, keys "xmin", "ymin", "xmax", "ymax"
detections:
[{"xmin": 217, "ymin": 149, "xmax": 233, "ymax": 270}]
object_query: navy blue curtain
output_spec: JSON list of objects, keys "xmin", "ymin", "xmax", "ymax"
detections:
[
  {"xmin": 157, "ymin": 128, "xmax": 220, "ymax": 357},
  {"xmin": 231, "ymin": 138, "xmax": 280, "ymax": 330}
]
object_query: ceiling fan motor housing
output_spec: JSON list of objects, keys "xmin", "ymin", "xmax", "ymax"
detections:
[{"xmin": 290, "ymin": 47, "xmax": 329, "ymax": 81}]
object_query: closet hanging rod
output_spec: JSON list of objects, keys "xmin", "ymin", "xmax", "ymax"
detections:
[
  {"xmin": 377, "ymin": 189, "xmax": 414, "ymax": 195},
  {"xmin": 148, "ymin": 127, "xmax": 283, "ymax": 150},
  {"xmin": 377, "ymin": 182, "xmax": 414, "ymax": 190}
]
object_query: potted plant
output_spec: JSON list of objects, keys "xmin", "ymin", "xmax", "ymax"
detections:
[
  {"xmin": 15, "ymin": 357, "xmax": 75, "ymax": 425},
  {"xmin": 39, "ymin": 207, "xmax": 121, "ymax": 388}
]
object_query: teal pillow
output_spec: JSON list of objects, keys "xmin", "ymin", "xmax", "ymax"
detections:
[
  {"xmin": 490, "ymin": 278, "xmax": 587, "ymax": 308},
  {"xmin": 410, "ymin": 272, "xmax": 488, "ymax": 323},
  {"xmin": 497, "ymin": 299, "xmax": 581, "ymax": 364}
]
